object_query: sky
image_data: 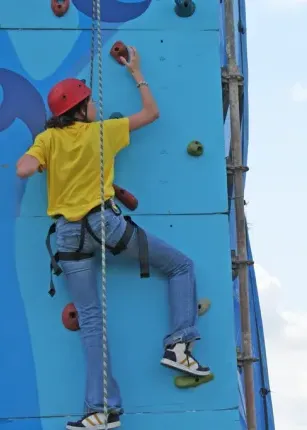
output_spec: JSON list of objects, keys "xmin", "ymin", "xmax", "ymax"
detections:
[{"xmin": 245, "ymin": 0, "xmax": 307, "ymax": 428}]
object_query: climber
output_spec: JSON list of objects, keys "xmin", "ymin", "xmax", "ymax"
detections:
[{"xmin": 16, "ymin": 47, "xmax": 211, "ymax": 430}]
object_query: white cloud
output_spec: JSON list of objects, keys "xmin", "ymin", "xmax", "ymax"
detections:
[
  {"xmin": 281, "ymin": 310, "xmax": 307, "ymax": 348},
  {"xmin": 290, "ymin": 82, "xmax": 307, "ymax": 102},
  {"xmin": 255, "ymin": 264, "xmax": 281, "ymax": 291},
  {"xmin": 269, "ymin": 0, "xmax": 307, "ymax": 7},
  {"xmin": 255, "ymin": 264, "xmax": 307, "ymax": 430},
  {"xmin": 247, "ymin": 0, "xmax": 307, "ymax": 9}
]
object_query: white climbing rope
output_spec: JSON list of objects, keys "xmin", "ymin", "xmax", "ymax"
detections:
[
  {"xmin": 91, "ymin": 0, "xmax": 109, "ymax": 425},
  {"xmin": 90, "ymin": 0, "xmax": 96, "ymax": 90}
]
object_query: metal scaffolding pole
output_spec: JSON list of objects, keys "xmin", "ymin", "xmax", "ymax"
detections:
[{"xmin": 223, "ymin": 0, "xmax": 257, "ymax": 429}]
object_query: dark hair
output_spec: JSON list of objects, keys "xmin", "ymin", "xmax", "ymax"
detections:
[{"xmin": 45, "ymin": 97, "xmax": 90, "ymax": 129}]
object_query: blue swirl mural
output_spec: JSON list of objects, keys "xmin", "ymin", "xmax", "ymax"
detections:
[
  {"xmin": 72, "ymin": 0, "xmax": 152, "ymax": 22},
  {"xmin": 0, "ymin": 69, "xmax": 46, "ymax": 138}
]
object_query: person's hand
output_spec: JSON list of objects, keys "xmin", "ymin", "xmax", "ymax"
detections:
[{"xmin": 120, "ymin": 47, "xmax": 140, "ymax": 75}]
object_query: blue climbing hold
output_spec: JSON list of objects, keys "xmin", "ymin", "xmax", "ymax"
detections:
[
  {"xmin": 174, "ymin": 0, "xmax": 196, "ymax": 18},
  {"xmin": 109, "ymin": 112, "xmax": 124, "ymax": 119}
]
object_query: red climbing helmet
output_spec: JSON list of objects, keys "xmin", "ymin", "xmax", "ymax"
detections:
[{"xmin": 47, "ymin": 78, "xmax": 91, "ymax": 117}]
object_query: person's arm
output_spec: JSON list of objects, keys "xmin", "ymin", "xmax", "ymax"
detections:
[
  {"xmin": 16, "ymin": 154, "xmax": 41, "ymax": 178},
  {"xmin": 16, "ymin": 135, "xmax": 46, "ymax": 178},
  {"xmin": 121, "ymin": 47, "xmax": 159, "ymax": 131}
]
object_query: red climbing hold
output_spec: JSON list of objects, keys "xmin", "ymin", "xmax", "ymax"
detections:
[
  {"xmin": 110, "ymin": 41, "xmax": 129, "ymax": 65},
  {"xmin": 51, "ymin": 0, "xmax": 70, "ymax": 17},
  {"xmin": 62, "ymin": 303, "xmax": 80, "ymax": 331},
  {"xmin": 114, "ymin": 184, "xmax": 138, "ymax": 211}
]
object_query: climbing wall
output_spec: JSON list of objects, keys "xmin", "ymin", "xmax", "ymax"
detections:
[{"xmin": 0, "ymin": 1, "xmax": 240, "ymax": 429}]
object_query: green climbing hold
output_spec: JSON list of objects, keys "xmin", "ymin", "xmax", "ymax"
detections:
[
  {"xmin": 187, "ymin": 141, "xmax": 204, "ymax": 156},
  {"xmin": 174, "ymin": 373, "xmax": 214, "ymax": 388},
  {"xmin": 198, "ymin": 298, "xmax": 211, "ymax": 316}
]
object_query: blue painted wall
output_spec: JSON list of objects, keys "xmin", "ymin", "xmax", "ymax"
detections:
[{"xmin": 0, "ymin": 1, "xmax": 241, "ymax": 429}]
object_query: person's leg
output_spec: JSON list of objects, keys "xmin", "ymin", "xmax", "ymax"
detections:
[
  {"xmin": 62, "ymin": 258, "xmax": 122, "ymax": 412},
  {"xmin": 56, "ymin": 217, "xmax": 122, "ymax": 429},
  {"xmin": 125, "ymin": 228, "xmax": 211, "ymax": 376},
  {"xmin": 89, "ymin": 210, "xmax": 211, "ymax": 377}
]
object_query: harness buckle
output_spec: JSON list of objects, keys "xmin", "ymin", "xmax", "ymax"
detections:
[{"xmin": 109, "ymin": 199, "xmax": 122, "ymax": 216}]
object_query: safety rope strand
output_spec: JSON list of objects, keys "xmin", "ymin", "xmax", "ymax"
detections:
[
  {"xmin": 94, "ymin": 0, "xmax": 109, "ymax": 426},
  {"xmin": 90, "ymin": 0, "xmax": 96, "ymax": 90}
]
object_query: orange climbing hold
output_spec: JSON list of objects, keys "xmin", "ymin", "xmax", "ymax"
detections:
[
  {"xmin": 51, "ymin": 0, "xmax": 70, "ymax": 17},
  {"xmin": 114, "ymin": 184, "xmax": 138, "ymax": 211},
  {"xmin": 62, "ymin": 303, "xmax": 80, "ymax": 331},
  {"xmin": 110, "ymin": 41, "xmax": 129, "ymax": 65}
]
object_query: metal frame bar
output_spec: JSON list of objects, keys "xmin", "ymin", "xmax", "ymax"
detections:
[{"xmin": 223, "ymin": 0, "xmax": 257, "ymax": 428}]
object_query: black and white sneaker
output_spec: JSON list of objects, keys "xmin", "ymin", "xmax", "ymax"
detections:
[
  {"xmin": 161, "ymin": 342, "xmax": 211, "ymax": 377},
  {"xmin": 66, "ymin": 412, "xmax": 120, "ymax": 429}
]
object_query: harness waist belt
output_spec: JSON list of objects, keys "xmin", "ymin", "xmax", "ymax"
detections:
[{"xmin": 54, "ymin": 201, "xmax": 107, "ymax": 219}]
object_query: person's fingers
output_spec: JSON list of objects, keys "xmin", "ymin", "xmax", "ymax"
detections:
[
  {"xmin": 128, "ymin": 46, "xmax": 136, "ymax": 58},
  {"xmin": 119, "ymin": 56, "xmax": 128, "ymax": 66}
]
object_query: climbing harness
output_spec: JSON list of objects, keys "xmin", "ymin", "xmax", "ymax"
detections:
[{"xmin": 46, "ymin": 201, "xmax": 149, "ymax": 296}]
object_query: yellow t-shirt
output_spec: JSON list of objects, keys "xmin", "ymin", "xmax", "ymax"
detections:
[{"xmin": 26, "ymin": 118, "xmax": 130, "ymax": 221}]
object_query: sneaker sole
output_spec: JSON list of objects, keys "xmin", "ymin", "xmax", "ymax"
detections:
[
  {"xmin": 66, "ymin": 422, "xmax": 120, "ymax": 430},
  {"xmin": 161, "ymin": 358, "xmax": 212, "ymax": 377}
]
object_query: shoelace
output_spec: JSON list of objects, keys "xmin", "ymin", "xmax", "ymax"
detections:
[{"xmin": 184, "ymin": 343, "xmax": 200, "ymax": 368}]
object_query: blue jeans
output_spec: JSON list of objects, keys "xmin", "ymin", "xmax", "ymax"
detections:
[{"xmin": 56, "ymin": 209, "xmax": 200, "ymax": 413}]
